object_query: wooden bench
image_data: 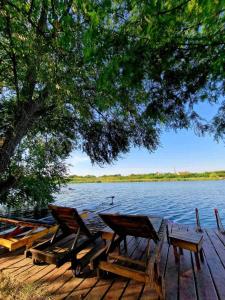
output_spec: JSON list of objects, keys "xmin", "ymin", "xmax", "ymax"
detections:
[{"xmin": 168, "ymin": 228, "xmax": 204, "ymax": 270}]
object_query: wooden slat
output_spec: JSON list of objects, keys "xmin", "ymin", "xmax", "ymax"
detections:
[
  {"xmin": 140, "ymin": 238, "xmax": 169, "ymax": 300},
  {"xmin": 52, "ymin": 276, "xmax": 85, "ymax": 299},
  {"xmin": 0, "ymin": 216, "xmax": 53, "ymax": 228},
  {"xmin": 107, "ymin": 238, "xmax": 147, "ymax": 299},
  {"xmin": 64, "ymin": 277, "xmax": 99, "ymax": 299},
  {"xmin": 179, "ymin": 249, "xmax": 197, "ymax": 300},
  {"xmin": 202, "ymin": 230, "xmax": 225, "ymax": 299},
  {"xmin": 47, "ymin": 269, "xmax": 75, "ymax": 296},
  {"xmin": 0, "ymin": 253, "xmax": 25, "ymax": 271},
  {"xmin": 102, "ymin": 237, "xmax": 143, "ymax": 300},
  {"xmin": 8, "ymin": 225, "xmax": 58, "ymax": 251},
  {"xmin": 20, "ymin": 263, "xmax": 56, "ymax": 283},
  {"xmin": 139, "ymin": 284, "xmax": 159, "ymax": 300},
  {"xmin": 84, "ymin": 279, "xmax": 115, "ymax": 300},
  {"xmin": 84, "ymin": 236, "xmax": 140, "ymax": 300},
  {"xmin": 25, "ymin": 264, "xmax": 57, "ymax": 283},
  {"xmin": 164, "ymin": 246, "xmax": 179, "ymax": 300},
  {"xmin": 99, "ymin": 214, "xmax": 161, "ymax": 241},
  {"xmin": 206, "ymin": 229, "xmax": 225, "ymax": 268},
  {"xmin": 2, "ymin": 257, "xmax": 32, "ymax": 277},
  {"xmin": 35, "ymin": 262, "xmax": 70, "ymax": 284},
  {"xmin": 121, "ymin": 280, "xmax": 144, "ymax": 299},
  {"xmin": 23, "ymin": 236, "xmax": 78, "ymax": 283},
  {"xmin": 191, "ymin": 250, "xmax": 218, "ymax": 300},
  {"xmin": 2, "ymin": 224, "xmax": 225, "ymax": 300},
  {"xmin": 102, "ymin": 279, "xmax": 128, "ymax": 300}
]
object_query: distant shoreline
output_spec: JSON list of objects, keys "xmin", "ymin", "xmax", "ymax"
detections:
[{"xmin": 66, "ymin": 171, "xmax": 225, "ymax": 184}]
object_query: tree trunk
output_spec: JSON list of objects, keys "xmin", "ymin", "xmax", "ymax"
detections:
[{"xmin": 0, "ymin": 100, "xmax": 42, "ymax": 174}]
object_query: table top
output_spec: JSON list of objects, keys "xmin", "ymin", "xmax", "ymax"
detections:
[{"xmin": 169, "ymin": 230, "xmax": 203, "ymax": 244}]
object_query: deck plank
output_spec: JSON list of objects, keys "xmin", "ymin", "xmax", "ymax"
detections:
[
  {"xmin": 191, "ymin": 250, "xmax": 218, "ymax": 300},
  {"xmin": 206, "ymin": 229, "xmax": 225, "ymax": 268},
  {"xmin": 215, "ymin": 229, "xmax": 225, "ymax": 246},
  {"xmin": 1, "ymin": 257, "xmax": 29, "ymax": 275},
  {"xmin": 164, "ymin": 245, "xmax": 179, "ymax": 300},
  {"xmin": 26, "ymin": 264, "xmax": 58, "ymax": 283},
  {"xmin": 0, "ymin": 253, "xmax": 25, "ymax": 271},
  {"xmin": 120, "ymin": 238, "xmax": 148, "ymax": 299},
  {"xmin": 64, "ymin": 277, "xmax": 99, "ymax": 300},
  {"xmin": 53, "ymin": 277, "xmax": 86, "ymax": 300},
  {"xmin": 103, "ymin": 279, "xmax": 128, "ymax": 300},
  {"xmin": 84, "ymin": 236, "xmax": 143, "ymax": 300},
  {"xmin": 179, "ymin": 249, "xmax": 197, "ymax": 300},
  {"xmin": 202, "ymin": 230, "xmax": 225, "ymax": 299},
  {"xmin": 140, "ymin": 237, "xmax": 170, "ymax": 300},
  {"xmin": 1, "ymin": 226, "xmax": 225, "ymax": 300}
]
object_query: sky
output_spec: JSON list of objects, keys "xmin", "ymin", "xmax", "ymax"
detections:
[{"xmin": 66, "ymin": 100, "xmax": 225, "ymax": 176}]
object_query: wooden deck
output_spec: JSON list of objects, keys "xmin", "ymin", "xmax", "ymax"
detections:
[{"xmin": 0, "ymin": 223, "xmax": 225, "ymax": 299}]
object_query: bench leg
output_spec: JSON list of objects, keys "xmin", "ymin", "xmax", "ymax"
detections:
[
  {"xmin": 124, "ymin": 237, "xmax": 127, "ymax": 253},
  {"xmin": 200, "ymin": 249, "xmax": 204, "ymax": 262},
  {"xmin": 195, "ymin": 252, "xmax": 201, "ymax": 270},
  {"xmin": 173, "ymin": 246, "xmax": 179, "ymax": 263},
  {"xmin": 179, "ymin": 247, "xmax": 183, "ymax": 255}
]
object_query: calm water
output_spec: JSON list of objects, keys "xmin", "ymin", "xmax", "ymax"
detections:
[{"xmin": 55, "ymin": 180, "xmax": 225, "ymax": 228}]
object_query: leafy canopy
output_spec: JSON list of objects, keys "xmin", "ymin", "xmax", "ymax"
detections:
[{"xmin": 0, "ymin": 0, "xmax": 224, "ymax": 207}]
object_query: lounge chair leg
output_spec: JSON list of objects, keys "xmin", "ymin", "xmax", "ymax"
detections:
[
  {"xmin": 195, "ymin": 252, "xmax": 201, "ymax": 270},
  {"xmin": 97, "ymin": 268, "xmax": 101, "ymax": 278},
  {"xmin": 97, "ymin": 268, "xmax": 105, "ymax": 279}
]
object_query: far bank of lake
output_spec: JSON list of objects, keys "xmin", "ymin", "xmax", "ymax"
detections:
[{"xmin": 67, "ymin": 171, "xmax": 225, "ymax": 184}]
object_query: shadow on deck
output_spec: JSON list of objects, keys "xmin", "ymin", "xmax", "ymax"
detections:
[{"xmin": 0, "ymin": 225, "xmax": 224, "ymax": 300}]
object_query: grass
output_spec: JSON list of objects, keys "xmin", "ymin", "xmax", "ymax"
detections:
[
  {"xmin": 67, "ymin": 171, "xmax": 225, "ymax": 184},
  {"xmin": 0, "ymin": 272, "xmax": 52, "ymax": 300}
]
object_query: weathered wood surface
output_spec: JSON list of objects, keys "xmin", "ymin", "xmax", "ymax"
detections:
[
  {"xmin": 0, "ymin": 215, "xmax": 59, "ymax": 251},
  {"xmin": 1, "ymin": 225, "xmax": 225, "ymax": 299}
]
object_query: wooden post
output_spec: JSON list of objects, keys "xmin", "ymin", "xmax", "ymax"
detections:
[
  {"xmin": 195, "ymin": 208, "xmax": 203, "ymax": 232},
  {"xmin": 214, "ymin": 208, "xmax": 225, "ymax": 233}
]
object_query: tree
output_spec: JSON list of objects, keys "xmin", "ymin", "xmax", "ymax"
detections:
[{"xmin": 0, "ymin": 0, "xmax": 224, "ymax": 206}]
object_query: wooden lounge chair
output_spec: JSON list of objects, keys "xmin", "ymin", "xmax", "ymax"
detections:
[
  {"xmin": 0, "ymin": 216, "xmax": 57, "ymax": 252},
  {"xmin": 27, "ymin": 205, "xmax": 105, "ymax": 275},
  {"xmin": 92, "ymin": 213, "xmax": 166, "ymax": 299}
]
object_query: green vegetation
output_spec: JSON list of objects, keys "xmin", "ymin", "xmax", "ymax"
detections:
[
  {"xmin": 0, "ymin": 272, "xmax": 52, "ymax": 300},
  {"xmin": 68, "ymin": 171, "xmax": 225, "ymax": 183},
  {"xmin": 0, "ymin": 1, "xmax": 225, "ymax": 206}
]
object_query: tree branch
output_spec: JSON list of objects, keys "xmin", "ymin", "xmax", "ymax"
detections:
[
  {"xmin": 5, "ymin": 13, "xmax": 20, "ymax": 102},
  {"xmin": 157, "ymin": 0, "xmax": 191, "ymax": 16}
]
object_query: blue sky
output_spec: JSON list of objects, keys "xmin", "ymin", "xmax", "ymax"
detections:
[{"xmin": 66, "ymin": 101, "xmax": 225, "ymax": 176}]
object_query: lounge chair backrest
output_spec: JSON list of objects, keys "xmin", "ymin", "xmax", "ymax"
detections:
[
  {"xmin": 99, "ymin": 213, "xmax": 159, "ymax": 242},
  {"xmin": 49, "ymin": 205, "xmax": 92, "ymax": 237}
]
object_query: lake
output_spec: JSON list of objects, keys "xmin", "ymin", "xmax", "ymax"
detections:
[{"xmin": 54, "ymin": 180, "xmax": 225, "ymax": 228}]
